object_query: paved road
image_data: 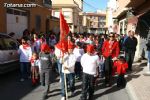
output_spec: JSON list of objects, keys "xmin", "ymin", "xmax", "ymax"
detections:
[{"xmin": 0, "ymin": 70, "xmax": 131, "ymax": 100}]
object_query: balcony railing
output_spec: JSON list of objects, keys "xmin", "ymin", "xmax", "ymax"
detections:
[{"xmin": 43, "ymin": 0, "xmax": 52, "ymax": 8}]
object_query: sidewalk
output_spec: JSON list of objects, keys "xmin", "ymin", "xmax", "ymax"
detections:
[{"xmin": 126, "ymin": 59, "xmax": 150, "ymax": 100}]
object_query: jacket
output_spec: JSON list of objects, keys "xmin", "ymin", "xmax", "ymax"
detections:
[
  {"xmin": 114, "ymin": 60, "xmax": 128, "ymax": 74},
  {"xmin": 102, "ymin": 40, "xmax": 120, "ymax": 58}
]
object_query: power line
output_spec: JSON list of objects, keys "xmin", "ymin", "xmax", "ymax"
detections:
[{"xmin": 83, "ymin": 0, "xmax": 99, "ymax": 11}]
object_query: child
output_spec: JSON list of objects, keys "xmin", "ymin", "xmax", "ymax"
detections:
[
  {"xmin": 18, "ymin": 37, "xmax": 32, "ymax": 82},
  {"xmin": 30, "ymin": 52, "xmax": 40, "ymax": 86},
  {"xmin": 39, "ymin": 43, "xmax": 52, "ymax": 100},
  {"xmin": 60, "ymin": 43, "xmax": 76, "ymax": 100},
  {"xmin": 113, "ymin": 56, "xmax": 128, "ymax": 87},
  {"xmin": 73, "ymin": 42, "xmax": 84, "ymax": 80}
]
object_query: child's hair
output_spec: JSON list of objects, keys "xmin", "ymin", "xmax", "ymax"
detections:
[
  {"xmin": 118, "ymin": 56, "xmax": 126, "ymax": 62},
  {"xmin": 32, "ymin": 52, "xmax": 38, "ymax": 59}
]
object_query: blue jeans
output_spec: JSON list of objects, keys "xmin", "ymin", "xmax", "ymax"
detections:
[
  {"xmin": 20, "ymin": 62, "xmax": 31, "ymax": 79},
  {"xmin": 125, "ymin": 51, "xmax": 135, "ymax": 71},
  {"xmin": 148, "ymin": 51, "xmax": 150, "ymax": 63},
  {"xmin": 60, "ymin": 73, "xmax": 75, "ymax": 96},
  {"xmin": 57, "ymin": 59, "xmax": 62, "ymax": 75},
  {"xmin": 99, "ymin": 63, "xmax": 104, "ymax": 78}
]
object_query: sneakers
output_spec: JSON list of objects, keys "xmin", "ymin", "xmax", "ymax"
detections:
[
  {"xmin": 20, "ymin": 78, "xmax": 24, "ymax": 82},
  {"xmin": 61, "ymin": 97, "xmax": 65, "ymax": 100}
]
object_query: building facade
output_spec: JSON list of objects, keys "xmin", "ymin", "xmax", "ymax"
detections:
[
  {"xmin": 0, "ymin": 0, "xmax": 52, "ymax": 39},
  {"xmin": 84, "ymin": 12, "xmax": 106, "ymax": 34},
  {"xmin": 113, "ymin": 0, "xmax": 150, "ymax": 61},
  {"xmin": 51, "ymin": 0, "xmax": 83, "ymax": 33}
]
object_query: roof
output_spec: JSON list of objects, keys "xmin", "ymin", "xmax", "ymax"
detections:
[{"xmin": 85, "ymin": 13, "xmax": 106, "ymax": 16}]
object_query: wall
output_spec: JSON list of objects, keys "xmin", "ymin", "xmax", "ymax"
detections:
[
  {"xmin": 0, "ymin": 0, "xmax": 52, "ymax": 35},
  {"xmin": 51, "ymin": 0, "xmax": 74, "ymax": 5}
]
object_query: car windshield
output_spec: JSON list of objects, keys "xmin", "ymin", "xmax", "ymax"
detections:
[
  {"xmin": 0, "ymin": 35, "xmax": 18, "ymax": 50},
  {"xmin": 0, "ymin": 39, "xmax": 5, "ymax": 50}
]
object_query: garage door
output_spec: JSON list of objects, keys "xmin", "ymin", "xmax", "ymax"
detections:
[{"xmin": 7, "ymin": 8, "xmax": 28, "ymax": 39}]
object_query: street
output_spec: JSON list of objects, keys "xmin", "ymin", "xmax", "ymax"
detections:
[{"xmin": 0, "ymin": 69, "xmax": 130, "ymax": 100}]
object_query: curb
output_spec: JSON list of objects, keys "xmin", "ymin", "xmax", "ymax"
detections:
[{"xmin": 126, "ymin": 83, "xmax": 139, "ymax": 100}]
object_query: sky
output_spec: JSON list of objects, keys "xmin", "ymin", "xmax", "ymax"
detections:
[{"xmin": 83, "ymin": 0, "xmax": 108, "ymax": 12}]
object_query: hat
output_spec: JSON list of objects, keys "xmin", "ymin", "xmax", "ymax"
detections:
[
  {"xmin": 86, "ymin": 44, "xmax": 94, "ymax": 53},
  {"xmin": 41, "ymin": 43, "xmax": 50, "ymax": 52}
]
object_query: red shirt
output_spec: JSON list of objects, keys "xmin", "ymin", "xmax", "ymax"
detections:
[
  {"xmin": 114, "ymin": 60, "xmax": 128, "ymax": 74},
  {"xmin": 102, "ymin": 40, "xmax": 120, "ymax": 58}
]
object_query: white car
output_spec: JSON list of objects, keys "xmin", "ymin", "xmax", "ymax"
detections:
[{"xmin": 0, "ymin": 33, "xmax": 19, "ymax": 74}]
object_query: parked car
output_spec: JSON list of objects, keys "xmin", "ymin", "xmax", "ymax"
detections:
[{"xmin": 0, "ymin": 33, "xmax": 19, "ymax": 74}]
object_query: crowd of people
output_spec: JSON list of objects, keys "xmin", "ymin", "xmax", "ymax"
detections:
[{"xmin": 17, "ymin": 29, "xmax": 138, "ymax": 100}]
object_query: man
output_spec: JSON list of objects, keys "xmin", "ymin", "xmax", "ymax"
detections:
[
  {"xmin": 146, "ymin": 28, "xmax": 150, "ymax": 73},
  {"xmin": 124, "ymin": 31, "xmax": 137, "ymax": 71},
  {"xmin": 102, "ymin": 33, "xmax": 120, "ymax": 86},
  {"xmin": 80, "ymin": 44, "xmax": 99, "ymax": 100}
]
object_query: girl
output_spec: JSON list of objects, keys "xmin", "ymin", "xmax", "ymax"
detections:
[{"xmin": 30, "ymin": 52, "xmax": 40, "ymax": 86}]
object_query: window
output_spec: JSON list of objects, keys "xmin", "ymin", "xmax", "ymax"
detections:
[
  {"xmin": 14, "ymin": 10, "xmax": 20, "ymax": 15},
  {"xmin": 7, "ymin": 8, "xmax": 13, "ymax": 14},
  {"xmin": 3, "ymin": 38, "xmax": 18, "ymax": 50},
  {"xmin": 43, "ymin": 0, "xmax": 52, "ymax": 8},
  {"xmin": 35, "ymin": 15, "xmax": 41, "ymax": 32},
  {"xmin": 21, "ymin": 12, "xmax": 27, "ymax": 16},
  {"xmin": 0, "ymin": 39, "xmax": 6, "ymax": 50}
]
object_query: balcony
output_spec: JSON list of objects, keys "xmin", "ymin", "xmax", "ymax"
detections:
[
  {"xmin": 113, "ymin": 0, "xmax": 130, "ymax": 18},
  {"xmin": 127, "ymin": 0, "xmax": 146, "ymax": 8},
  {"xmin": 43, "ymin": 0, "xmax": 52, "ymax": 8}
]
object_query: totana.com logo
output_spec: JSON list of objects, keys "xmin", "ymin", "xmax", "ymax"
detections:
[{"xmin": 4, "ymin": 3, "xmax": 37, "ymax": 8}]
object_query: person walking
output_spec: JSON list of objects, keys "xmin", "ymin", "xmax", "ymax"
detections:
[
  {"xmin": 102, "ymin": 33, "xmax": 120, "ymax": 86},
  {"xmin": 30, "ymin": 52, "xmax": 40, "ymax": 86},
  {"xmin": 18, "ymin": 37, "xmax": 32, "ymax": 82},
  {"xmin": 73, "ymin": 42, "xmax": 84, "ymax": 79},
  {"xmin": 80, "ymin": 44, "xmax": 99, "ymax": 100},
  {"xmin": 124, "ymin": 31, "xmax": 137, "ymax": 71},
  {"xmin": 60, "ymin": 43, "xmax": 76, "ymax": 100},
  {"xmin": 145, "ymin": 29, "xmax": 150, "ymax": 74},
  {"xmin": 39, "ymin": 43, "xmax": 52, "ymax": 100}
]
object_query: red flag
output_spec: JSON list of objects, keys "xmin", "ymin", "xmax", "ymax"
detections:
[
  {"xmin": 60, "ymin": 11, "xmax": 70, "ymax": 41},
  {"xmin": 56, "ymin": 11, "xmax": 70, "ymax": 53}
]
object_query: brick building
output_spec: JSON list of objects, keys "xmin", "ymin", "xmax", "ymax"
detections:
[
  {"xmin": 85, "ymin": 12, "xmax": 106, "ymax": 34},
  {"xmin": 113, "ymin": 0, "xmax": 150, "ymax": 61},
  {"xmin": 0, "ymin": 0, "xmax": 52, "ymax": 39}
]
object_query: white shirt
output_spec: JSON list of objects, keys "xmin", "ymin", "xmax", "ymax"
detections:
[
  {"xmin": 73, "ymin": 47, "xmax": 84, "ymax": 62},
  {"xmin": 18, "ymin": 45, "xmax": 32, "ymax": 62},
  {"xmin": 54, "ymin": 46, "xmax": 63, "ymax": 59},
  {"xmin": 81, "ymin": 53, "xmax": 99, "ymax": 75},
  {"xmin": 62, "ymin": 53, "xmax": 76, "ymax": 74}
]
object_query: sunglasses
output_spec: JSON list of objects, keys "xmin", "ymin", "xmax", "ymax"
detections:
[{"xmin": 109, "ymin": 36, "xmax": 114, "ymax": 37}]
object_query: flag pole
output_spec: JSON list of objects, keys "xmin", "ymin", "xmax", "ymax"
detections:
[
  {"xmin": 64, "ymin": 65, "xmax": 68, "ymax": 100},
  {"xmin": 62, "ymin": 54, "xmax": 68, "ymax": 100},
  {"xmin": 61, "ymin": 42, "xmax": 68, "ymax": 100},
  {"xmin": 59, "ymin": 10, "xmax": 69, "ymax": 100}
]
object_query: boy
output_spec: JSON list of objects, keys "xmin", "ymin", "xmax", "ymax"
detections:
[
  {"xmin": 113, "ymin": 56, "xmax": 128, "ymax": 87},
  {"xmin": 39, "ymin": 43, "xmax": 52, "ymax": 100}
]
